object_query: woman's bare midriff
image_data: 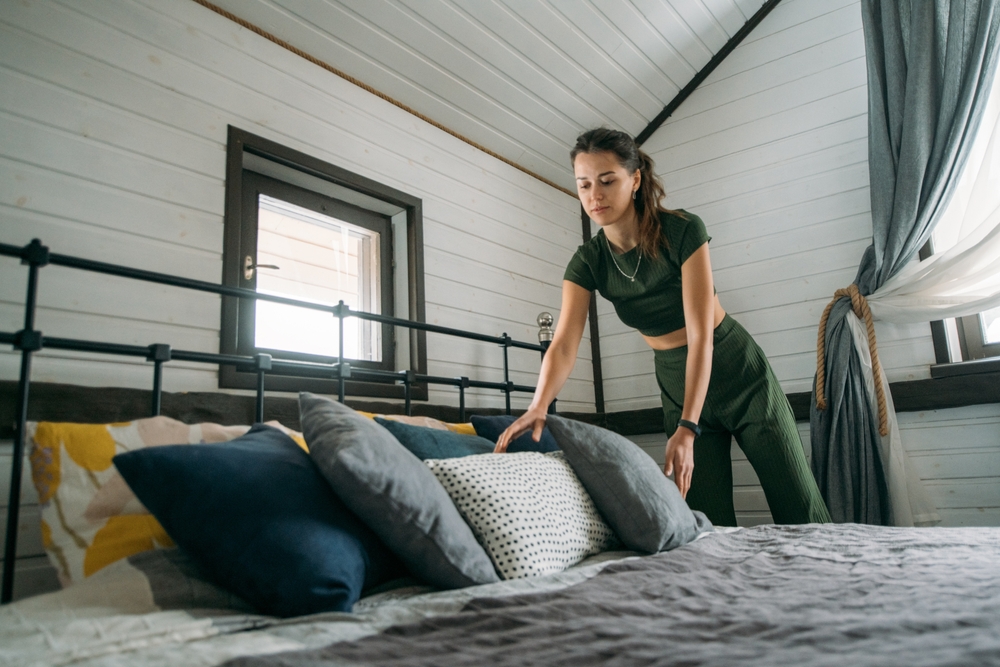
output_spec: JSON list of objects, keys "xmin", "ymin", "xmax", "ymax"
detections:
[{"xmin": 641, "ymin": 295, "xmax": 727, "ymax": 350}]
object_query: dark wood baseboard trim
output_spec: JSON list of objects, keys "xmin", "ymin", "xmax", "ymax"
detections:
[
  {"xmin": 3, "ymin": 372, "xmax": 997, "ymax": 440},
  {"xmin": 884, "ymin": 371, "xmax": 1000, "ymax": 412},
  {"xmin": 0, "ymin": 381, "xmax": 602, "ymax": 440},
  {"xmin": 605, "ymin": 371, "xmax": 1000, "ymax": 436}
]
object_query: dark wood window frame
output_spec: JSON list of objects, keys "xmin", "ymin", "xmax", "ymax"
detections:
[
  {"xmin": 955, "ymin": 314, "xmax": 1000, "ymax": 361},
  {"xmin": 918, "ymin": 242, "xmax": 1000, "ymax": 379},
  {"xmin": 221, "ymin": 126, "xmax": 427, "ymax": 400}
]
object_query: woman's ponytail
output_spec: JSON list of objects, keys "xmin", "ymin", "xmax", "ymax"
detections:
[{"xmin": 635, "ymin": 151, "xmax": 670, "ymax": 258}]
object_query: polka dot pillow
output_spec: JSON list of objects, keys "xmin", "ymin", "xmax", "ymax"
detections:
[{"xmin": 425, "ymin": 451, "xmax": 618, "ymax": 580}]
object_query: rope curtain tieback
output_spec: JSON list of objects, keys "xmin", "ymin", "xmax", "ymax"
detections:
[{"xmin": 815, "ymin": 284, "xmax": 889, "ymax": 437}]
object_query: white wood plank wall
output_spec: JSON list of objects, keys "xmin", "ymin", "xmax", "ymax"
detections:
[
  {"xmin": 607, "ymin": 0, "xmax": 999, "ymax": 527},
  {"xmin": 0, "ymin": 0, "xmax": 587, "ymax": 415}
]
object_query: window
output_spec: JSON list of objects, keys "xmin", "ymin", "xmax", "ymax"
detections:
[
  {"xmin": 220, "ymin": 127, "xmax": 427, "ymax": 398},
  {"xmin": 925, "ymin": 230, "xmax": 1000, "ymax": 369},
  {"xmin": 955, "ymin": 307, "xmax": 1000, "ymax": 361}
]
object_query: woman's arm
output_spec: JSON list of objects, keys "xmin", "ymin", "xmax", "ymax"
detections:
[
  {"xmin": 664, "ymin": 242, "xmax": 716, "ymax": 497},
  {"xmin": 494, "ymin": 280, "xmax": 591, "ymax": 452}
]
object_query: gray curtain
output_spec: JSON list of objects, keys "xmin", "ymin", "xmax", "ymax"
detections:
[{"xmin": 811, "ymin": 0, "xmax": 1000, "ymax": 524}]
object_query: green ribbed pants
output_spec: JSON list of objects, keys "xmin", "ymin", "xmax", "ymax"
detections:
[{"xmin": 655, "ymin": 315, "xmax": 831, "ymax": 527}]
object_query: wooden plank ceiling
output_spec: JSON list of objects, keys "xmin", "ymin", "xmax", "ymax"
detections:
[{"xmin": 205, "ymin": 0, "xmax": 767, "ymax": 192}]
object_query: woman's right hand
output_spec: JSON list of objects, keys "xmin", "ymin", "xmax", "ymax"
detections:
[
  {"xmin": 493, "ymin": 406, "xmax": 548, "ymax": 453},
  {"xmin": 492, "ymin": 281, "xmax": 589, "ymax": 454}
]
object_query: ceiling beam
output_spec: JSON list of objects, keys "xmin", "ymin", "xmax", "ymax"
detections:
[{"xmin": 635, "ymin": 0, "xmax": 783, "ymax": 146}]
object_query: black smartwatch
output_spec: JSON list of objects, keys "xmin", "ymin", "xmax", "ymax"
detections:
[{"xmin": 677, "ymin": 419, "xmax": 701, "ymax": 438}]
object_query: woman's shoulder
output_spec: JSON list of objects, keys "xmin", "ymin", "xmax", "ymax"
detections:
[
  {"xmin": 658, "ymin": 209, "xmax": 710, "ymax": 263},
  {"xmin": 572, "ymin": 230, "xmax": 606, "ymax": 263},
  {"xmin": 563, "ymin": 231, "xmax": 604, "ymax": 291},
  {"xmin": 659, "ymin": 208, "xmax": 704, "ymax": 231}
]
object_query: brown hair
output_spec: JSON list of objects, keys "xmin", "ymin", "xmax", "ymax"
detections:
[{"xmin": 570, "ymin": 128, "xmax": 683, "ymax": 258}]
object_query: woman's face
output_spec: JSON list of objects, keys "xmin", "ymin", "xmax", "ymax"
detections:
[{"xmin": 573, "ymin": 151, "xmax": 640, "ymax": 228}]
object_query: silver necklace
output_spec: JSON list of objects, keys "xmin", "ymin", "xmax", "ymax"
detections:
[{"xmin": 605, "ymin": 234, "xmax": 641, "ymax": 282}]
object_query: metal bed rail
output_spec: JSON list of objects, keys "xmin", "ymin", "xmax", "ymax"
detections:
[{"xmin": 0, "ymin": 238, "xmax": 555, "ymax": 604}]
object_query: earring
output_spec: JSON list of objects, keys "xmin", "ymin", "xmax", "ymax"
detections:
[{"xmin": 632, "ymin": 190, "xmax": 637, "ymax": 200}]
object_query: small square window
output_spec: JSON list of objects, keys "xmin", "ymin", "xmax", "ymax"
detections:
[{"xmin": 220, "ymin": 127, "xmax": 427, "ymax": 399}]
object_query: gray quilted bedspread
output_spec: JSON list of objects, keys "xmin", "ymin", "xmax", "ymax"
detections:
[{"xmin": 226, "ymin": 524, "xmax": 1000, "ymax": 667}]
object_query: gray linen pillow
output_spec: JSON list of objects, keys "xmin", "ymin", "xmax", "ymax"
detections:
[
  {"xmin": 299, "ymin": 393, "xmax": 499, "ymax": 589},
  {"xmin": 546, "ymin": 415, "xmax": 712, "ymax": 553}
]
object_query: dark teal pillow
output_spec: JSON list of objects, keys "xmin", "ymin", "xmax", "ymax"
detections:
[
  {"xmin": 471, "ymin": 415, "xmax": 560, "ymax": 453},
  {"xmin": 374, "ymin": 417, "xmax": 494, "ymax": 459},
  {"xmin": 113, "ymin": 424, "xmax": 405, "ymax": 617},
  {"xmin": 301, "ymin": 393, "xmax": 499, "ymax": 590}
]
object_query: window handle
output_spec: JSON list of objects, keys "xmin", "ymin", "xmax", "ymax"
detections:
[{"xmin": 244, "ymin": 255, "xmax": 280, "ymax": 280}]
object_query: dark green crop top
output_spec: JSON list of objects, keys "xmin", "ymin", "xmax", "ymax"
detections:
[{"xmin": 563, "ymin": 210, "xmax": 711, "ymax": 337}]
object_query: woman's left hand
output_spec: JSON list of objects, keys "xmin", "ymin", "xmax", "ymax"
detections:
[{"xmin": 663, "ymin": 429, "xmax": 695, "ymax": 498}]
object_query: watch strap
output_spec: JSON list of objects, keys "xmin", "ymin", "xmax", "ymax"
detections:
[{"xmin": 677, "ymin": 419, "xmax": 701, "ymax": 437}]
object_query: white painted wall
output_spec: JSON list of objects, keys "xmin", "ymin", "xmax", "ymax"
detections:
[
  {"xmin": 0, "ymin": 0, "xmax": 586, "ymax": 598},
  {"xmin": 604, "ymin": 0, "xmax": 1000, "ymax": 527}
]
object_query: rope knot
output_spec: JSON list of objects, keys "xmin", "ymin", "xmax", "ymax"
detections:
[{"xmin": 815, "ymin": 284, "xmax": 888, "ymax": 436}]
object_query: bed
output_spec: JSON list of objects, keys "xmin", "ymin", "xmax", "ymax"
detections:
[{"xmin": 3, "ymin": 240, "xmax": 1000, "ymax": 667}]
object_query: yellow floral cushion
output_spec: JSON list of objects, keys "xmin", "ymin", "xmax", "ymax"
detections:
[
  {"xmin": 27, "ymin": 416, "xmax": 306, "ymax": 587},
  {"xmin": 356, "ymin": 412, "xmax": 476, "ymax": 435}
]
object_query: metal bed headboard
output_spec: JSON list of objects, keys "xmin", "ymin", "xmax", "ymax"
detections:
[{"xmin": 0, "ymin": 238, "xmax": 555, "ymax": 604}]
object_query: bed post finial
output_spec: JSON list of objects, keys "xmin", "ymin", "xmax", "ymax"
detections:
[{"xmin": 537, "ymin": 312, "xmax": 554, "ymax": 345}]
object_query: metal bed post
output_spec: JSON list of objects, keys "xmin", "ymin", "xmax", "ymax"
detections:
[
  {"xmin": 254, "ymin": 353, "xmax": 271, "ymax": 423},
  {"xmin": 459, "ymin": 377, "xmax": 469, "ymax": 422},
  {"xmin": 402, "ymin": 370, "xmax": 415, "ymax": 416},
  {"xmin": 147, "ymin": 344, "xmax": 171, "ymax": 417},
  {"xmin": 2, "ymin": 239, "xmax": 49, "ymax": 605},
  {"xmin": 501, "ymin": 333, "xmax": 512, "ymax": 415},
  {"xmin": 537, "ymin": 312, "xmax": 557, "ymax": 415}
]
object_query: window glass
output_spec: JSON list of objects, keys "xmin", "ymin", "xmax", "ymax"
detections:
[
  {"xmin": 980, "ymin": 306, "xmax": 1000, "ymax": 345},
  {"xmin": 254, "ymin": 195, "xmax": 381, "ymax": 361}
]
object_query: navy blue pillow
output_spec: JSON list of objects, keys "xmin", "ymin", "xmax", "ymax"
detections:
[
  {"xmin": 470, "ymin": 415, "xmax": 560, "ymax": 453},
  {"xmin": 113, "ymin": 424, "xmax": 404, "ymax": 617},
  {"xmin": 374, "ymin": 417, "xmax": 494, "ymax": 459}
]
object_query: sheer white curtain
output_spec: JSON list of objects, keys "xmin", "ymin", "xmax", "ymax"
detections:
[
  {"xmin": 842, "ymin": 64, "xmax": 1000, "ymax": 527},
  {"xmin": 846, "ymin": 312, "xmax": 940, "ymax": 526},
  {"xmin": 866, "ymin": 71, "xmax": 1000, "ymax": 323}
]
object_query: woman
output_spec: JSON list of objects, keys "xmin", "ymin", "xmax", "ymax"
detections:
[{"xmin": 494, "ymin": 128, "xmax": 830, "ymax": 527}]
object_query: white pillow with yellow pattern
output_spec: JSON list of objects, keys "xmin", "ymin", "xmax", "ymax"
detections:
[
  {"xmin": 356, "ymin": 412, "xmax": 477, "ymax": 435},
  {"xmin": 27, "ymin": 416, "xmax": 306, "ymax": 587}
]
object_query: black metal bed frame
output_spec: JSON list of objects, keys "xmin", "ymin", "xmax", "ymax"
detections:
[{"xmin": 0, "ymin": 238, "xmax": 553, "ymax": 604}]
